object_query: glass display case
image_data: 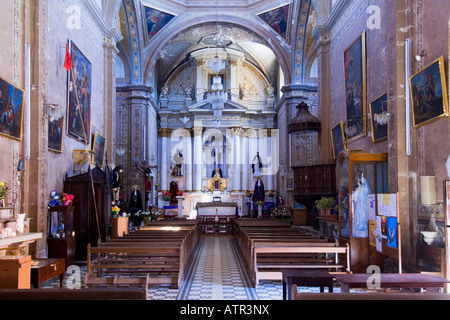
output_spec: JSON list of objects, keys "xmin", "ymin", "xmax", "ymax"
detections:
[
  {"xmin": 337, "ymin": 151, "xmax": 388, "ymax": 272},
  {"xmin": 47, "ymin": 205, "xmax": 75, "ymax": 266}
]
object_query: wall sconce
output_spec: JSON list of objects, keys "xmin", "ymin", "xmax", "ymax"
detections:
[
  {"xmin": 420, "ymin": 176, "xmax": 436, "ymax": 205},
  {"xmin": 415, "ymin": 50, "xmax": 427, "ymax": 62}
]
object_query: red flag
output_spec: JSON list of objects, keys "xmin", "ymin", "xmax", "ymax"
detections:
[{"xmin": 64, "ymin": 44, "xmax": 72, "ymax": 72}]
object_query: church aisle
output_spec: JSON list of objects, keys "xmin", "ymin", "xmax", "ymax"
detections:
[{"xmin": 177, "ymin": 235, "xmax": 261, "ymax": 300}]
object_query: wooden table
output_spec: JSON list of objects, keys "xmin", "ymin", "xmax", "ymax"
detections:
[
  {"xmin": 281, "ymin": 269, "xmax": 334, "ymax": 300},
  {"xmin": 30, "ymin": 258, "xmax": 65, "ymax": 288},
  {"xmin": 334, "ymin": 273, "xmax": 450, "ymax": 293}
]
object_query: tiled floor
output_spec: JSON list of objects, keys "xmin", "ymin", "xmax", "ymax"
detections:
[{"xmin": 42, "ymin": 235, "xmax": 349, "ymax": 300}]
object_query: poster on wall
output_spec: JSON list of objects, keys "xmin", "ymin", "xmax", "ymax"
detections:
[
  {"xmin": 67, "ymin": 40, "xmax": 91, "ymax": 145},
  {"xmin": 48, "ymin": 116, "xmax": 65, "ymax": 153},
  {"xmin": 369, "ymin": 93, "xmax": 388, "ymax": 143},
  {"xmin": 257, "ymin": 4, "xmax": 290, "ymax": 39},
  {"xmin": 343, "ymin": 31, "xmax": 367, "ymax": 141},
  {"xmin": 0, "ymin": 77, "xmax": 24, "ymax": 141},
  {"xmin": 409, "ymin": 56, "xmax": 448, "ymax": 128},
  {"xmin": 143, "ymin": 6, "xmax": 175, "ymax": 42}
]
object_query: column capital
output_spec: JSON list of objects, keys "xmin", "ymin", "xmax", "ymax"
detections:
[
  {"xmin": 158, "ymin": 127, "xmax": 172, "ymax": 137},
  {"xmin": 193, "ymin": 126, "xmax": 203, "ymax": 136},
  {"xmin": 231, "ymin": 127, "xmax": 242, "ymax": 137}
]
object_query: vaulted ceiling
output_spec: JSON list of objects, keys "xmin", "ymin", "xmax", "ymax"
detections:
[{"xmin": 116, "ymin": 0, "xmax": 330, "ymax": 95}]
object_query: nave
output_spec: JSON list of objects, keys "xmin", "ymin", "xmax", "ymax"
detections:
[{"xmin": 40, "ymin": 233, "xmax": 361, "ymax": 300}]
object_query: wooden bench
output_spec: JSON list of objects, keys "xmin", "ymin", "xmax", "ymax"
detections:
[
  {"xmin": 291, "ymin": 285, "xmax": 450, "ymax": 300},
  {"xmin": 86, "ymin": 222, "xmax": 200, "ymax": 291},
  {"xmin": 0, "ymin": 287, "xmax": 147, "ymax": 300},
  {"xmin": 416, "ymin": 243, "xmax": 445, "ymax": 277},
  {"xmin": 252, "ymin": 242, "xmax": 350, "ymax": 285}
]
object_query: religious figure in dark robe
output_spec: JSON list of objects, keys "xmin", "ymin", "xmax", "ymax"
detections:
[
  {"xmin": 252, "ymin": 178, "xmax": 265, "ymax": 202},
  {"xmin": 129, "ymin": 185, "xmax": 143, "ymax": 213}
]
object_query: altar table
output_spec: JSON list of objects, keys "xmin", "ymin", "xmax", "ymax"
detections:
[{"xmin": 196, "ymin": 202, "xmax": 238, "ymax": 216}]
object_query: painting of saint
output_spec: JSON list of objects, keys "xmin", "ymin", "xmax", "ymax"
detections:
[
  {"xmin": 409, "ymin": 56, "xmax": 448, "ymax": 127},
  {"xmin": 67, "ymin": 41, "xmax": 91, "ymax": 144},
  {"xmin": 257, "ymin": 4, "xmax": 290, "ymax": 39},
  {"xmin": 343, "ymin": 32, "xmax": 366, "ymax": 141},
  {"xmin": 0, "ymin": 78, "xmax": 24, "ymax": 140},
  {"xmin": 144, "ymin": 6, "xmax": 175, "ymax": 41}
]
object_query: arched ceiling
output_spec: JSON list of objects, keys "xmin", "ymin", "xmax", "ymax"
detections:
[{"xmin": 117, "ymin": 0, "xmax": 330, "ymax": 91}]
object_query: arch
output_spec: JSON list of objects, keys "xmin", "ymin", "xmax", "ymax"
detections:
[{"xmin": 141, "ymin": 14, "xmax": 292, "ymax": 87}]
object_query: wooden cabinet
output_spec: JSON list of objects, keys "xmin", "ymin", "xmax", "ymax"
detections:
[
  {"xmin": 0, "ymin": 255, "xmax": 32, "ymax": 289},
  {"xmin": 64, "ymin": 167, "xmax": 112, "ymax": 261},
  {"xmin": 47, "ymin": 205, "xmax": 76, "ymax": 267},
  {"xmin": 337, "ymin": 151, "xmax": 388, "ymax": 272}
]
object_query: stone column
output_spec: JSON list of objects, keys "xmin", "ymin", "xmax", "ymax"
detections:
[
  {"xmin": 265, "ymin": 129, "xmax": 274, "ymax": 193},
  {"xmin": 184, "ymin": 129, "xmax": 193, "ymax": 192},
  {"xmin": 193, "ymin": 126, "xmax": 203, "ymax": 192},
  {"xmin": 241, "ymin": 129, "xmax": 249, "ymax": 191},
  {"xmin": 231, "ymin": 127, "xmax": 242, "ymax": 192},
  {"xmin": 159, "ymin": 128, "xmax": 172, "ymax": 192}
]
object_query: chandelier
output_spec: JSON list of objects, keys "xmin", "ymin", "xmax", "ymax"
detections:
[{"xmin": 205, "ymin": 0, "xmax": 227, "ymax": 120}]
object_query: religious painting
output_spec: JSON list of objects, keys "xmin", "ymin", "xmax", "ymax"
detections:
[
  {"xmin": 143, "ymin": 6, "xmax": 175, "ymax": 42},
  {"xmin": 369, "ymin": 93, "xmax": 388, "ymax": 143},
  {"xmin": 343, "ymin": 31, "xmax": 367, "ymax": 141},
  {"xmin": 409, "ymin": 56, "xmax": 448, "ymax": 128},
  {"xmin": 48, "ymin": 115, "xmax": 65, "ymax": 153},
  {"xmin": 91, "ymin": 131, "xmax": 105, "ymax": 168},
  {"xmin": 67, "ymin": 40, "xmax": 91, "ymax": 144},
  {"xmin": 331, "ymin": 121, "xmax": 346, "ymax": 160},
  {"xmin": 257, "ymin": 4, "xmax": 290, "ymax": 39},
  {"xmin": 285, "ymin": 176, "xmax": 294, "ymax": 191},
  {"xmin": 0, "ymin": 76, "xmax": 24, "ymax": 141}
]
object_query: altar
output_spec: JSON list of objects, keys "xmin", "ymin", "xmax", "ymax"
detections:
[{"xmin": 196, "ymin": 202, "xmax": 238, "ymax": 216}]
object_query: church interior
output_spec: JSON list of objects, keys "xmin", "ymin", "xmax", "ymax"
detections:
[{"xmin": 1, "ymin": 0, "xmax": 450, "ymax": 303}]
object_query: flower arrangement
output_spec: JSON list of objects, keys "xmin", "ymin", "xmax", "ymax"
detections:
[
  {"xmin": 0, "ymin": 181, "xmax": 8, "ymax": 200},
  {"xmin": 256, "ymin": 200, "xmax": 264, "ymax": 206},
  {"xmin": 161, "ymin": 191, "xmax": 171, "ymax": 202},
  {"xmin": 272, "ymin": 206, "xmax": 291, "ymax": 218},
  {"xmin": 267, "ymin": 190, "xmax": 275, "ymax": 198},
  {"xmin": 245, "ymin": 190, "xmax": 253, "ymax": 198},
  {"xmin": 177, "ymin": 192, "xmax": 184, "ymax": 197},
  {"xmin": 111, "ymin": 204, "xmax": 121, "ymax": 217},
  {"xmin": 48, "ymin": 190, "xmax": 75, "ymax": 207}
]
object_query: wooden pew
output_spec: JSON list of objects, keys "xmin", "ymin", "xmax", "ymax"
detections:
[
  {"xmin": 0, "ymin": 287, "xmax": 147, "ymax": 300},
  {"xmin": 252, "ymin": 242, "xmax": 350, "ymax": 285},
  {"xmin": 85, "ymin": 243, "xmax": 183, "ymax": 289},
  {"xmin": 291, "ymin": 285, "xmax": 450, "ymax": 300}
]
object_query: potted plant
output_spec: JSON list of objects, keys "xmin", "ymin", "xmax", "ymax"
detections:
[
  {"xmin": 315, "ymin": 197, "xmax": 336, "ymax": 215},
  {"xmin": 143, "ymin": 210, "xmax": 155, "ymax": 226},
  {"xmin": 130, "ymin": 210, "xmax": 143, "ymax": 227},
  {"xmin": 161, "ymin": 191, "xmax": 171, "ymax": 207}
]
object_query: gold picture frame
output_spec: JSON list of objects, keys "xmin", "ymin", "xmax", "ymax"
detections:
[
  {"xmin": 343, "ymin": 31, "xmax": 367, "ymax": 142},
  {"xmin": 91, "ymin": 131, "xmax": 106, "ymax": 168},
  {"xmin": 409, "ymin": 56, "xmax": 449, "ymax": 128},
  {"xmin": 331, "ymin": 121, "xmax": 346, "ymax": 159}
]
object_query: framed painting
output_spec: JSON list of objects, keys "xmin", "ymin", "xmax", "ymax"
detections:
[
  {"xmin": 285, "ymin": 175, "xmax": 294, "ymax": 191},
  {"xmin": 91, "ymin": 132, "xmax": 106, "ymax": 168},
  {"xmin": 67, "ymin": 40, "xmax": 91, "ymax": 144},
  {"xmin": 343, "ymin": 31, "xmax": 367, "ymax": 141},
  {"xmin": 257, "ymin": 3, "xmax": 290, "ymax": 40},
  {"xmin": 143, "ymin": 6, "xmax": 175, "ymax": 43},
  {"xmin": 369, "ymin": 93, "xmax": 388, "ymax": 143},
  {"xmin": 409, "ymin": 56, "xmax": 448, "ymax": 128},
  {"xmin": 48, "ymin": 115, "xmax": 65, "ymax": 153},
  {"xmin": 0, "ymin": 76, "xmax": 24, "ymax": 140},
  {"xmin": 331, "ymin": 121, "xmax": 346, "ymax": 159}
]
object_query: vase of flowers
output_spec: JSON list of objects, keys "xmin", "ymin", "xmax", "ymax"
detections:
[
  {"xmin": 130, "ymin": 210, "xmax": 143, "ymax": 227},
  {"xmin": 161, "ymin": 191, "xmax": 171, "ymax": 207},
  {"xmin": 143, "ymin": 210, "xmax": 155, "ymax": 226}
]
